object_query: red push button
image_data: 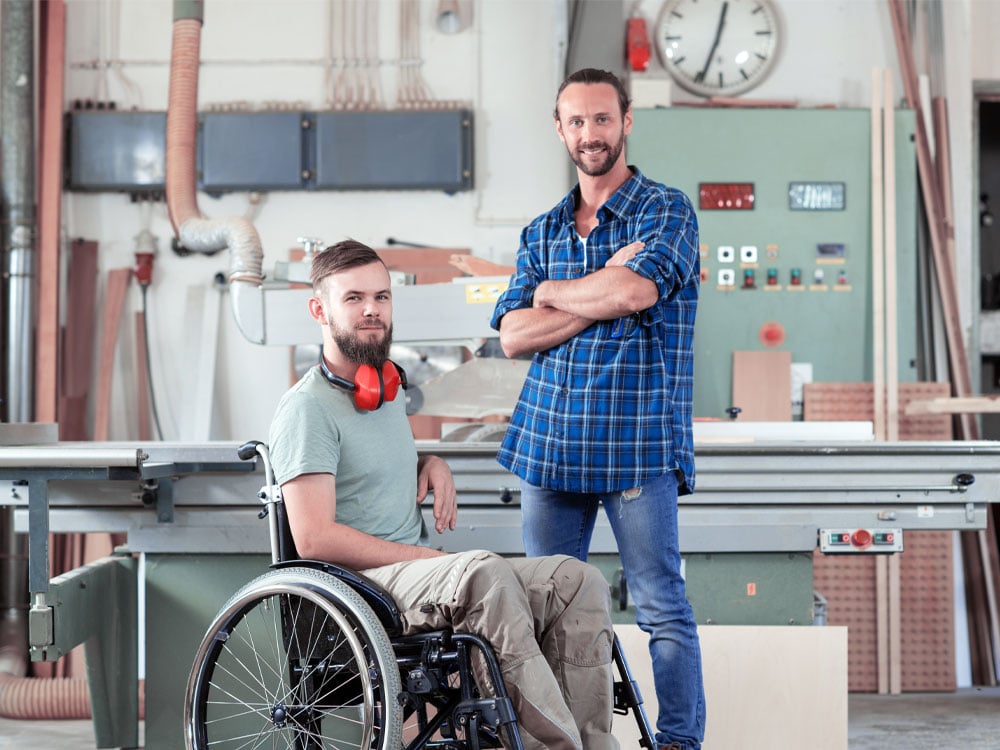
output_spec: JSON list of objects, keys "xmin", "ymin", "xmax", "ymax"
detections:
[{"xmin": 851, "ymin": 529, "xmax": 873, "ymax": 548}]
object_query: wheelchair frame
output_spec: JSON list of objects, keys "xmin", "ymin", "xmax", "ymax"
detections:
[{"xmin": 183, "ymin": 440, "xmax": 655, "ymax": 750}]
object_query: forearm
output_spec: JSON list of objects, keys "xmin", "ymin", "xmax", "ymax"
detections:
[
  {"xmin": 534, "ymin": 266, "xmax": 658, "ymax": 319},
  {"xmin": 296, "ymin": 521, "xmax": 445, "ymax": 569},
  {"xmin": 498, "ymin": 306, "xmax": 594, "ymax": 358}
]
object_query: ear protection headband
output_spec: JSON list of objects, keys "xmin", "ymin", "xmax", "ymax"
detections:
[{"xmin": 320, "ymin": 358, "xmax": 408, "ymax": 411}]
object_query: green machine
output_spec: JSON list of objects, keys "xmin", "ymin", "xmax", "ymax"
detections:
[
  {"xmin": 628, "ymin": 107, "xmax": 920, "ymax": 419},
  {"xmin": 622, "ymin": 107, "xmax": 920, "ymax": 630}
]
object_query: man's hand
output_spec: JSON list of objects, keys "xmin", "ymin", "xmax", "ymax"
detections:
[
  {"xmin": 605, "ymin": 240, "xmax": 645, "ymax": 267},
  {"xmin": 417, "ymin": 455, "xmax": 458, "ymax": 533}
]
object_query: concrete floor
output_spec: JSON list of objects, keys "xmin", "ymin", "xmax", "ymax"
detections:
[{"xmin": 1, "ymin": 688, "xmax": 999, "ymax": 749}]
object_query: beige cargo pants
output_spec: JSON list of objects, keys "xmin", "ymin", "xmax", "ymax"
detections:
[{"xmin": 362, "ymin": 550, "xmax": 618, "ymax": 750}]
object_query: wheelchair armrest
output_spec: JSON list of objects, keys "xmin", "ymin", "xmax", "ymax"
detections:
[{"xmin": 271, "ymin": 559, "xmax": 403, "ymax": 635}]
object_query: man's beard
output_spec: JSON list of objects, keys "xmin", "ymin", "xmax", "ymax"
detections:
[
  {"xmin": 331, "ymin": 319, "xmax": 393, "ymax": 368},
  {"xmin": 570, "ymin": 130, "xmax": 625, "ymax": 177}
]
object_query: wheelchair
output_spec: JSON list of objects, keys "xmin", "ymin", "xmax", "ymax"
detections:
[{"xmin": 184, "ymin": 440, "xmax": 656, "ymax": 750}]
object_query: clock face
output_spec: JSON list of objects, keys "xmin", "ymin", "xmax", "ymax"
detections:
[{"xmin": 655, "ymin": 0, "xmax": 781, "ymax": 98}]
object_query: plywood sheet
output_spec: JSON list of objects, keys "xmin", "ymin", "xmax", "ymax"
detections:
[
  {"xmin": 732, "ymin": 350, "xmax": 792, "ymax": 421},
  {"xmin": 613, "ymin": 625, "xmax": 848, "ymax": 749}
]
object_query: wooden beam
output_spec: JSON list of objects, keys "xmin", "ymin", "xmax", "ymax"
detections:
[
  {"xmin": 888, "ymin": 0, "xmax": 977, "ymax": 439},
  {"xmin": 871, "ymin": 67, "xmax": 886, "ymax": 443},
  {"xmin": 884, "ymin": 69, "xmax": 899, "ymax": 443},
  {"xmin": 905, "ymin": 396, "xmax": 1000, "ymax": 416},
  {"xmin": 93, "ymin": 269, "xmax": 132, "ymax": 441},
  {"xmin": 135, "ymin": 312, "xmax": 151, "ymax": 441},
  {"xmin": 58, "ymin": 240, "xmax": 98, "ymax": 440},
  {"xmin": 34, "ymin": 0, "xmax": 66, "ymax": 422}
]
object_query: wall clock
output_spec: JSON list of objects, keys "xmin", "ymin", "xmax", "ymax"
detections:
[{"xmin": 655, "ymin": 0, "xmax": 781, "ymax": 98}]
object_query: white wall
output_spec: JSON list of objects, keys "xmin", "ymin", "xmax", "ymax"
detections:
[{"xmin": 54, "ymin": 0, "xmax": 998, "ymax": 441}]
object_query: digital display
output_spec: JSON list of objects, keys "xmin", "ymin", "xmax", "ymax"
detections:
[
  {"xmin": 788, "ymin": 182, "xmax": 846, "ymax": 211},
  {"xmin": 699, "ymin": 183, "xmax": 755, "ymax": 210}
]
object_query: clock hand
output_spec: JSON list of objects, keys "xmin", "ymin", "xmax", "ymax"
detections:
[{"xmin": 696, "ymin": 1, "xmax": 729, "ymax": 83}]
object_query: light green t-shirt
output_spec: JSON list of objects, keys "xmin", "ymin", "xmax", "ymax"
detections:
[{"xmin": 268, "ymin": 365, "xmax": 427, "ymax": 546}]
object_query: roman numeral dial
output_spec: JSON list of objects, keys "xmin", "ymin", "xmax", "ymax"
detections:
[{"xmin": 655, "ymin": 0, "xmax": 781, "ymax": 98}]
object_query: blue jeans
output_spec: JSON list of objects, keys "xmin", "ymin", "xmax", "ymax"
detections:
[{"xmin": 520, "ymin": 471, "xmax": 706, "ymax": 750}]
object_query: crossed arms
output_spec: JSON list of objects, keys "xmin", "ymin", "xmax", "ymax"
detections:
[{"xmin": 498, "ymin": 241, "xmax": 659, "ymax": 358}]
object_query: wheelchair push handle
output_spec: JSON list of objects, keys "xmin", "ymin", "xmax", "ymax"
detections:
[
  {"xmin": 237, "ymin": 439, "xmax": 263, "ymax": 461},
  {"xmin": 238, "ymin": 439, "xmax": 283, "ymax": 566}
]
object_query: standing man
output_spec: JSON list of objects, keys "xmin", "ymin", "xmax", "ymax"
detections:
[
  {"xmin": 490, "ymin": 68, "xmax": 705, "ymax": 750},
  {"xmin": 268, "ymin": 239, "xmax": 620, "ymax": 750}
]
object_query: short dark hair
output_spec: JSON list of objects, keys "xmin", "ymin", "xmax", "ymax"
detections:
[
  {"xmin": 310, "ymin": 239, "xmax": 385, "ymax": 291},
  {"xmin": 554, "ymin": 68, "xmax": 631, "ymax": 121}
]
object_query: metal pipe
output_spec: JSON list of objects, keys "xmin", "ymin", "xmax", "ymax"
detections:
[{"xmin": 1, "ymin": 0, "xmax": 37, "ymax": 423}]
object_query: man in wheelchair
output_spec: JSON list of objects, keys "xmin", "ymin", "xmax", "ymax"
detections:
[{"xmin": 266, "ymin": 240, "xmax": 620, "ymax": 750}]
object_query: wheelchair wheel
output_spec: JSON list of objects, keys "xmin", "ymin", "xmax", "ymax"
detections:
[{"xmin": 185, "ymin": 567, "xmax": 403, "ymax": 750}]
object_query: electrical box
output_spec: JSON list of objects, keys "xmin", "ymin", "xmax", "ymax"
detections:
[
  {"xmin": 199, "ymin": 111, "xmax": 307, "ymax": 192},
  {"xmin": 65, "ymin": 110, "xmax": 167, "ymax": 192},
  {"xmin": 65, "ymin": 109, "xmax": 474, "ymax": 194},
  {"xmin": 628, "ymin": 109, "xmax": 919, "ymax": 420},
  {"xmin": 313, "ymin": 110, "xmax": 473, "ymax": 192}
]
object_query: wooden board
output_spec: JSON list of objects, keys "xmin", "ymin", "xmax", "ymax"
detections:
[
  {"xmin": 613, "ymin": 625, "xmax": 848, "ymax": 749},
  {"xmin": 731, "ymin": 350, "xmax": 792, "ymax": 421},
  {"xmin": 93, "ymin": 268, "xmax": 132, "ymax": 441},
  {"xmin": 59, "ymin": 240, "xmax": 98, "ymax": 441},
  {"xmin": 34, "ymin": 0, "xmax": 67, "ymax": 422}
]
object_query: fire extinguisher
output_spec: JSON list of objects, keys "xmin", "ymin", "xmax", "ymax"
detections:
[{"xmin": 626, "ymin": 16, "xmax": 651, "ymax": 72}]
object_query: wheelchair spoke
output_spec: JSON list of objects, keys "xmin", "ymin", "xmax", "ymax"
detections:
[{"xmin": 187, "ymin": 569, "xmax": 403, "ymax": 750}]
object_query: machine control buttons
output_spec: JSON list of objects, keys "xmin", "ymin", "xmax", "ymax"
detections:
[
  {"xmin": 789, "ymin": 268, "xmax": 802, "ymax": 286},
  {"xmin": 740, "ymin": 245, "xmax": 758, "ymax": 264},
  {"xmin": 819, "ymin": 528, "xmax": 903, "ymax": 553},
  {"xmin": 718, "ymin": 245, "xmax": 735, "ymax": 263},
  {"xmin": 742, "ymin": 269, "xmax": 756, "ymax": 289},
  {"xmin": 717, "ymin": 268, "xmax": 735, "ymax": 287},
  {"xmin": 766, "ymin": 268, "xmax": 779, "ymax": 286}
]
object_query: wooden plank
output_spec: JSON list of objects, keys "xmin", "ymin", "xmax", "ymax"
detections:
[
  {"xmin": 888, "ymin": 0, "xmax": 976, "ymax": 440},
  {"xmin": 876, "ymin": 555, "xmax": 889, "ymax": 694},
  {"xmin": 62, "ymin": 240, "xmax": 99, "ymax": 398},
  {"xmin": 889, "ymin": 552, "xmax": 902, "ymax": 694},
  {"xmin": 34, "ymin": 0, "xmax": 67, "ymax": 422},
  {"xmin": 871, "ymin": 67, "xmax": 886, "ymax": 443},
  {"xmin": 135, "ymin": 312, "xmax": 151, "ymax": 441},
  {"xmin": 93, "ymin": 269, "xmax": 132, "ymax": 441},
  {"xmin": 905, "ymin": 396, "xmax": 1000, "ymax": 415},
  {"xmin": 883, "ymin": 69, "xmax": 899, "ymax": 444},
  {"xmin": 59, "ymin": 240, "xmax": 98, "ymax": 441},
  {"xmin": 731, "ymin": 350, "xmax": 792, "ymax": 421},
  {"xmin": 615, "ymin": 625, "xmax": 847, "ymax": 750}
]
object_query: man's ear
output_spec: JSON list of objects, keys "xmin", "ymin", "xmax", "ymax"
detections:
[
  {"xmin": 555, "ymin": 116, "xmax": 566, "ymax": 143},
  {"xmin": 307, "ymin": 296, "xmax": 328, "ymax": 324},
  {"xmin": 623, "ymin": 106, "xmax": 634, "ymax": 136}
]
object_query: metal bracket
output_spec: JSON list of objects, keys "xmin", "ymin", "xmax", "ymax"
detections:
[{"xmin": 28, "ymin": 594, "xmax": 53, "ymax": 657}]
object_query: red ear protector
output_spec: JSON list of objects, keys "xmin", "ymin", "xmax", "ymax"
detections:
[{"xmin": 320, "ymin": 358, "xmax": 408, "ymax": 411}]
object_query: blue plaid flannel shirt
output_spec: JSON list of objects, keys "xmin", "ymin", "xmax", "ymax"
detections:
[{"xmin": 490, "ymin": 167, "xmax": 699, "ymax": 494}]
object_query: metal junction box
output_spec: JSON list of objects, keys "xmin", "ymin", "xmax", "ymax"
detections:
[{"xmin": 65, "ymin": 108, "xmax": 474, "ymax": 194}]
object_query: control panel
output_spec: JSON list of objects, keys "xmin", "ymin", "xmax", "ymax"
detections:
[
  {"xmin": 819, "ymin": 528, "xmax": 904, "ymax": 554},
  {"xmin": 628, "ymin": 109, "xmax": 919, "ymax": 419}
]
